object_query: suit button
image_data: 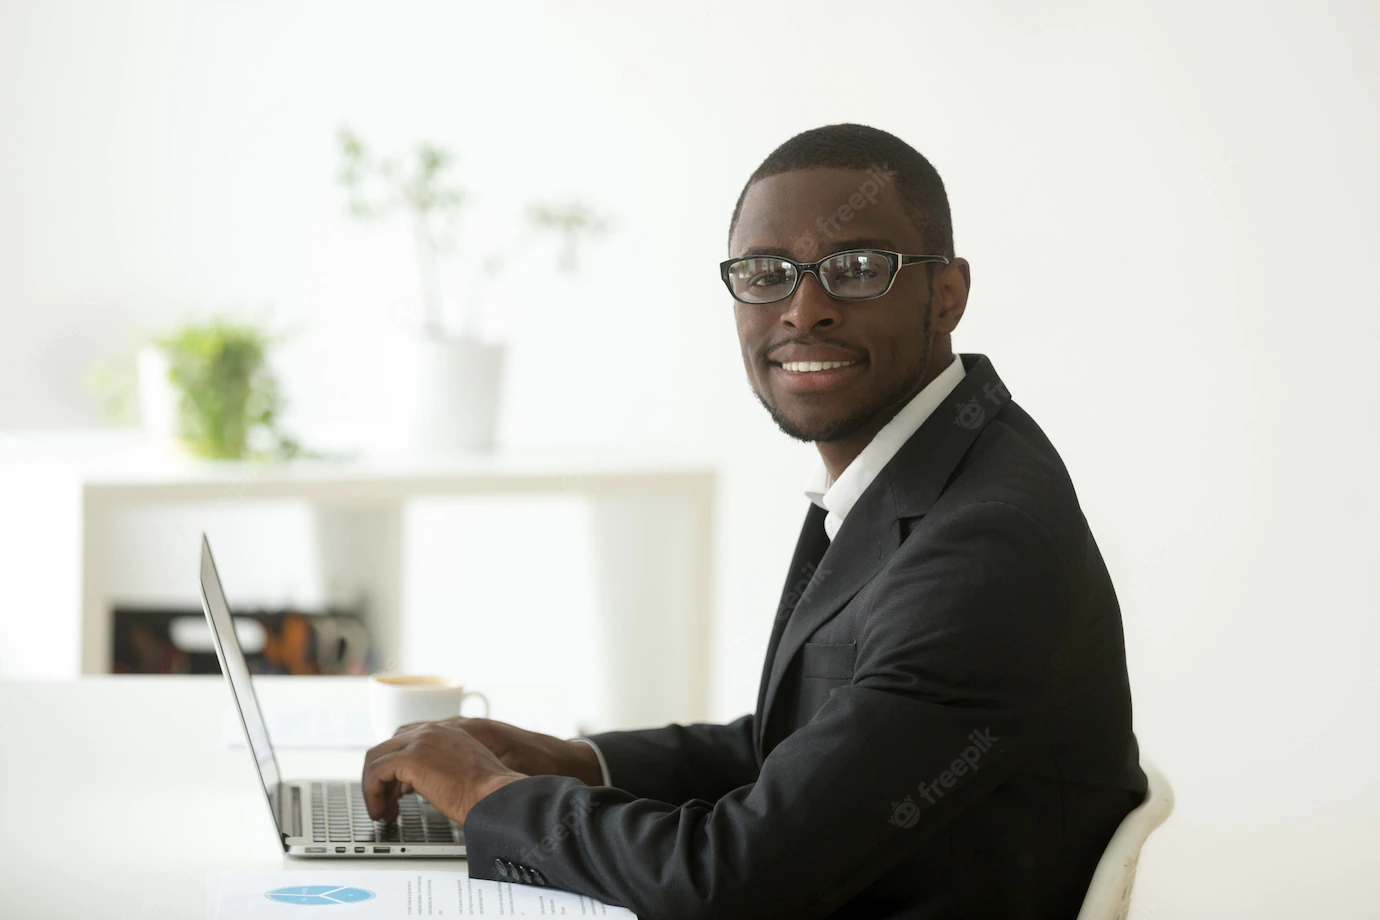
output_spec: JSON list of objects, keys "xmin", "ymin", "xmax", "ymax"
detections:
[{"xmin": 493, "ymin": 858, "xmax": 509, "ymax": 880}]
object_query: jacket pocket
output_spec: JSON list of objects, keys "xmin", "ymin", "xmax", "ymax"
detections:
[{"xmin": 801, "ymin": 641, "xmax": 856, "ymax": 681}]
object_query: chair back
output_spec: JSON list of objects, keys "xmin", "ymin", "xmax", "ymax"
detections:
[{"xmin": 1074, "ymin": 757, "xmax": 1174, "ymax": 920}]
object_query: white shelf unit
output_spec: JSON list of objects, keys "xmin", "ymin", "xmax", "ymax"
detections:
[{"xmin": 0, "ymin": 431, "xmax": 716, "ymax": 732}]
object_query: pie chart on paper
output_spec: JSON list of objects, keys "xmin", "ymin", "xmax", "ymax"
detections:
[{"xmin": 265, "ymin": 885, "xmax": 377, "ymax": 905}]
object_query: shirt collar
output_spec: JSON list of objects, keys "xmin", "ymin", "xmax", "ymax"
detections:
[{"xmin": 804, "ymin": 353, "xmax": 966, "ymax": 540}]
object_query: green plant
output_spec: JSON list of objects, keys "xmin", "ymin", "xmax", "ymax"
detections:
[
  {"xmin": 338, "ymin": 128, "xmax": 465, "ymax": 338},
  {"xmin": 155, "ymin": 319, "xmax": 303, "ymax": 461},
  {"xmin": 86, "ymin": 359, "xmax": 138, "ymax": 426},
  {"xmin": 336, "ymin": 126, "xmax": 612, "ymax": 339},
  {"xmin": 524, "ymin": 201, "xmax": 613, "ymax": 273}
]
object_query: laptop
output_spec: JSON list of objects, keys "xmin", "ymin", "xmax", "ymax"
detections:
[{"xmin": 199, "ymin": 534, "xmax": 466, "ymax": 857}]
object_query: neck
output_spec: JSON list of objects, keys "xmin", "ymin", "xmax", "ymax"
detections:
[{"xmin": 815, "ymin": 347, "xmax": 954, "ymax": 482}]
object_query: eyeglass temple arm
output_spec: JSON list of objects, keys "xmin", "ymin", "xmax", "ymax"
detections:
[{"xmin": 793, "ymin": 252, "xmax": 950, "ymax": 271}]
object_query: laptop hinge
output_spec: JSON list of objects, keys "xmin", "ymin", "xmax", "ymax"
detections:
[
  {"xmin": 277, "ymin": 782, "xmax": 303, "ymax": 841},
  {"xmin": 289, "ymin": 784, "xmax": 302, "ymax": 839}
]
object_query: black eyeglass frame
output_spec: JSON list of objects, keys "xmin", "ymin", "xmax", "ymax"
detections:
[{"xmin": 719, "ymin": 249, "xmax": 951, "ymax": 305}]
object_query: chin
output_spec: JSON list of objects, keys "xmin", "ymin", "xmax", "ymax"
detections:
[{"xmin": 771, "ymin": 404, "xmax": 877, "ymax": 445}]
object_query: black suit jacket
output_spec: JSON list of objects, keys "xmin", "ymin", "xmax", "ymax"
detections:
[{"xmin": 465, "ymin": 353, "xmax": 1146, "ymax": 919}]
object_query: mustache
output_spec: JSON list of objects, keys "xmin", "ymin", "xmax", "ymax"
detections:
[{"xmin": 765, "ymin": 337, "xmax": 865, "ymax": 362}]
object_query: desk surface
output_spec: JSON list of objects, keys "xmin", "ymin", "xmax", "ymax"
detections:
[{"xmin": 0, "ymin": 676, "xmax": 574, "ymax": 918}]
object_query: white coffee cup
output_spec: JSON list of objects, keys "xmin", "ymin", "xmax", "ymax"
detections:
[{"xmin": 367, "ymin": 673, "xmax": 491, "ymax": 743}]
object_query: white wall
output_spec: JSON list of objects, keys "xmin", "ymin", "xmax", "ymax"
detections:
[{"xmin": 3, "ymin": 1, "xmax": 1378, "ymax": 916}]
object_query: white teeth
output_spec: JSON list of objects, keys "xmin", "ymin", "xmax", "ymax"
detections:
[{"xmin": 780, "ymin": 360, "xmax": 858, "ymax": 372}]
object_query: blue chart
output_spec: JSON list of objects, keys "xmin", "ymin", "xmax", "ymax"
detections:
[{"xmin": 265, "ymin": 885, "xmax": 377, "ymax": 905}]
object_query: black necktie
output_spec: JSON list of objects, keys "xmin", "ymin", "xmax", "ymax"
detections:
[{"xmin": 753, "ymin": 503, "xmax": 831, "ymax": 749}]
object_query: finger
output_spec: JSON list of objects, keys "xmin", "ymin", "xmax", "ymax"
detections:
[
  {"xmin": 452, "ymin": 718, "xmax": 516, "ymax": 748},
  {"xmin": 362, "ymin": 734, "xmax": 411, "ymax": 777},
  {"xmin": 399, "ymin": 781, "xmax": 413, "ymax": 796},
  {"xmin": 455, "ymin": 717, "xmax": 513, "ymax": 733},
  {"xmin": 449, "ymin": 717, "xmax": 487, "ymax": 740},
  {"xmin": 362, "ymin": 750, "xmax": 410, "ymax": 822}
]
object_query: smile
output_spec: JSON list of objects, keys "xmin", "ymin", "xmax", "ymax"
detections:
[
  {"xmin": 778, "ymin": 360, "xmax": 859, "ymax": 373},
  {"xmin": 769, "ymin": 357, "xmax": 867, "ymax": 394}
]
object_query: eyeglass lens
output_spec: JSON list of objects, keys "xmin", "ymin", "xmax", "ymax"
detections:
[{"xmin": 726, "ymin": 251, "xmax": 892, "ymax": 303}]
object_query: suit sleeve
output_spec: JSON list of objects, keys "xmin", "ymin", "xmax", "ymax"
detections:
[
  {"xmin": 463, "ymin": 501, "xmax": 1071, "ymax": 919},
  {"xmin": 578, "ymin": 715, "xmax": 758, "ymax": 803}
]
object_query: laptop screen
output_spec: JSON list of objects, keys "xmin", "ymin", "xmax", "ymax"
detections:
[{"xmin": 199, "ymin": 535, "xmax": 284, "ymax": 836}]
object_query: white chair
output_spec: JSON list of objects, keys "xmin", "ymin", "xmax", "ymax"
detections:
[{"xmin": 1075, "ymin": 758, "xmax": 1174, "ymax": 920}]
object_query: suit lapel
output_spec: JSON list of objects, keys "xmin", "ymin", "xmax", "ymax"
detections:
[{"xmin": 755, "ymin": 354, "xmax": 1015, "ymax": 751}]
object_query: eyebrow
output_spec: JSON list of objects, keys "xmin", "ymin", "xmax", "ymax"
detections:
[{"xmin": 738, "ymin": 237, "xmax": 899, "ymax": 259}]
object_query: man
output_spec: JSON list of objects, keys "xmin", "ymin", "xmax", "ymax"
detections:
[{"xmin": 362, "ymin": 123, "xmax": 1147, "ymax": 919}]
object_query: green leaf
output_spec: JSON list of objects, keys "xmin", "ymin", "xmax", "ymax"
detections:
[{"xmin": 153, "ymin": 317, "xmax": 304, "ymax": 461}]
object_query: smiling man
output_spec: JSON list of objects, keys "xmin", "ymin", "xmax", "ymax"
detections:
[{"xmin": 362, "ymin": 123, "xmax": 1147, "ymax": 919}]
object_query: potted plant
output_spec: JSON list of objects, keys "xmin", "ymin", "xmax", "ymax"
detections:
[
  {"xmin": 336, "ymin": 127, "xmax": 609, "ymax": 454},
  {"xmin": 136, "ymin": 317, "xmax": 303, "ymax": 460}
]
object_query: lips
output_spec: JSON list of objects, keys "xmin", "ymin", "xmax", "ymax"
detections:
[
  {"xmin": 768, "ymin": 355, "xmax": 867, "ymax": 394},
  {"xmin": 764, "ymin": 341, "xmax": 868, "ymax": 394}
]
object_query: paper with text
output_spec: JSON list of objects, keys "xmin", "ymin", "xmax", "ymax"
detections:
[{"xmin": 208, "ymin": 869, "xmax": 636, "ymax": 917}]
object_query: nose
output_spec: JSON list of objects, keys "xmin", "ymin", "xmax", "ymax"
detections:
[{"xmin": 780, "ymin": 272, "xmax": 843, "ymax": 332}]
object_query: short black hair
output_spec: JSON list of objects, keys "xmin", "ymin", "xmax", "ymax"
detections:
[{"xmin": 727, "ymin": 123, "xmax": 953, "ymax": 260}]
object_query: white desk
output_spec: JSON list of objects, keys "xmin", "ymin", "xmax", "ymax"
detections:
[
  {"xmin": 0, "ymin": 676, "xmax": 581, "ymax": 918},
  {"xmin": 0, "ymin": 430, "xmax": 716, "ymax": 731}
]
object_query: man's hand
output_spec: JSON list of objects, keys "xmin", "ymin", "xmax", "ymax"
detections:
[
  {"xmin": 452, "ymin": 717, "xmax": 605, "ymax": 786},
  {"xmin": 362, "ymin": 720, "xmax": 527, "ymax": 825}
]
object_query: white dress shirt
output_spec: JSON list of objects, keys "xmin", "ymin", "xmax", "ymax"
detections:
[
  {"xmin": 572, "ymin": 354, "xmax": 966, "ymax": 787},
  {"xmin": 571, "ymin": 736, "xmax": 613, "ymax": 786},
  {"xmin": 804, "ymin": 353, "xmax": 966, "ymax": 540}
]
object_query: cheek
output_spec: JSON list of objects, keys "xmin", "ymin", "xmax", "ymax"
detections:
[
  {"xmin": 733, "ymin": 305, "xmax": 760, "ymax": 333},
  {"xmin": 734, "ymin": 310, "xmax": 771, "ymax": 361},
  {"xmin": 862, "ymin": 309, "xmax": 929, "ymax": 375}
]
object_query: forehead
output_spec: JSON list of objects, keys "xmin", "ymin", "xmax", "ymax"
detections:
[{"xmin": 729, "ymin": 167, "xmax": 918, "ymax": 259}]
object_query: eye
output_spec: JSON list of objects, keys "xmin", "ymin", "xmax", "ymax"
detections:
[{"xmin": 748, "ymin": 270, "xmax": 790, "ymax": 288}]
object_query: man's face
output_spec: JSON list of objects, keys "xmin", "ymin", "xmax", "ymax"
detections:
[{"xmin": 729, "ymin": 167, "xmax": 940, "ymax": 444}]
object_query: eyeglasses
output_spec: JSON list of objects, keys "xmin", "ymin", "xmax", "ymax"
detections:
[{"xmin": 719, "ymin": 249, "xmax": 950, "ymax": 305}]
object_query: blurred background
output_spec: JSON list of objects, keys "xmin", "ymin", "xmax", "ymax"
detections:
[{"xmin": 1, "ymin": 1, "xmax": 1377, "ymax": 916}]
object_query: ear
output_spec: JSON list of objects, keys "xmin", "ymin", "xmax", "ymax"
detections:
[{"xmin": 931, "ymin": 258, "xmax": 970, "ymax": 335}]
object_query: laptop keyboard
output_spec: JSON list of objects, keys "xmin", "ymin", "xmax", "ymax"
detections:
[{"xmin": 310, "ymin": 781, "xmax": 461, "ymax": 845}]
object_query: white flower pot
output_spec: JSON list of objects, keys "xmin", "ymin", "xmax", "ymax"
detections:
[
  {"xmin": 387, "ymin": 334, "xmax": 505, "ymax": 454},
  {"xmin": 136, "ymin": 344, "xmax": 181, "ymax": 451}
]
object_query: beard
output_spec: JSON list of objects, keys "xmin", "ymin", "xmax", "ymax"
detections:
[
  {"xmin": 753, "ymin": 387, "xmax": 888, "ymax": 444},
  {"xmin": 754, "ymin": 313, "xmax": 934, "ymax": 444},
  {"xmin": 756, "ymin": 337, "xmax": 938, "ymax": 446}
]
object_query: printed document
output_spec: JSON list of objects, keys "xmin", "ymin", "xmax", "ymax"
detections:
[{"xmin": 208, "ymin": 869, "xmax": 636, "ymax": 917}]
